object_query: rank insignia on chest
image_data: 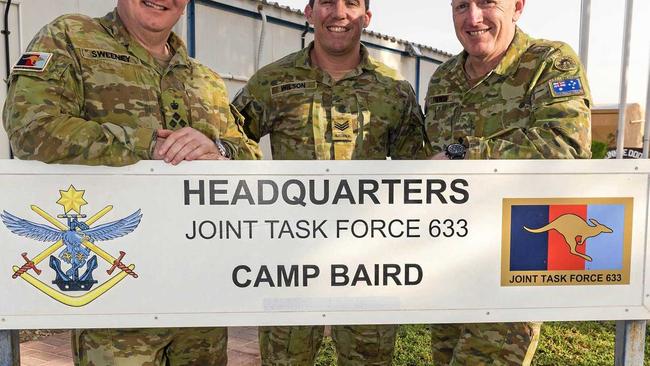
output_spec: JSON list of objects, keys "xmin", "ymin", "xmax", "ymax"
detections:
[
  {"xmin": 549, "ymin": 77, "xmax": 584, "ymax": 98},
  {"xmin": 334, "ymin": 121, "xmax": 351, "ymax": 131},
  {"xmin": 13, "ymin": 52, "xmax": 53, "ymax": 72}
]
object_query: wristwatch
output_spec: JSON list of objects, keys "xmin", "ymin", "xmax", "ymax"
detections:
[
  {"xmin": 214, "ymin": 139, "xmax": 231, "ymax": 160},
  {"xmin": 445, "ymin": 141, "xmax": 466, "ymax": 160}
]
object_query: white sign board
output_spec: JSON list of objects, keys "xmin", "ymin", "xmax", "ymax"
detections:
[{"xmin": 0, "ymin": 160, "xmax": 648, "ymax": 329}]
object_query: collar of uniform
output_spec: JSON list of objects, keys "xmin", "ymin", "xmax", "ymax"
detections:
[
  {"xmin": 295, "ymin": 41, "xmax": 377, "ymax": 73},
  {"xmin": 444, "ymin": 53, "xmax": 470, "ymax": 91},
  {"xmin": 99, "ymin": 9, "xmax": 133, "ymax": 48},
  {"xmin": 100, "ymin": 9, "xmax": 190, "ymax": 69},
  {"xmin": 167, "ymin": 32, "xmax": 190, "ymax": 67},
  {"xmin": 493, "ymin": 27, "xmax": 530, "ymax": 76}
]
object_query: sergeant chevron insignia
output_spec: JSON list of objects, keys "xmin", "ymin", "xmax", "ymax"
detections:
[{"xmin": 334, "ymin": 121, "xmax": 350, "ymax": 131}]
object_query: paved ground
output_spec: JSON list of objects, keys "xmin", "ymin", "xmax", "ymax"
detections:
[{"xmin": 19, "ymin": 327, "xmax": 261, "ymax": 366}]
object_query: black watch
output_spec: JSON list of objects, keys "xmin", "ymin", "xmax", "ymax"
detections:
[{"xmin": 445, "ymin": 142, "xmax": 466, "ymax": 160}]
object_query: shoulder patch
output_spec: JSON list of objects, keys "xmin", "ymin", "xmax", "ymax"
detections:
[
  {"xmin": 549, "ymin": 77, "xmax": 584, "ymax": 98},
  {"xmin": 554, "ymin": 56, "xmax": 578, "ymax": 72},
  {"xmin": 80, "ymin": 48, "xmax": 140, "ymax": 65},
  {"xmin": 13, "ymin": 52, "xmax": 53, "ymax": 72},
  {"xmin": 270, "ymin": 80, "xmax": 317, "ymax": 96}
]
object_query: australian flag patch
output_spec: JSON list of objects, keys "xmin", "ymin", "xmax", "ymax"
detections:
[{"xmin": 549, "ymin": 77, "xmax": 584, "ymax": 97}]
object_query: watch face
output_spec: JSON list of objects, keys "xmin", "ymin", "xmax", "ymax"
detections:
[{"xmin": 446, "ymin": 143, "xmax": 466, "ymax": 159}]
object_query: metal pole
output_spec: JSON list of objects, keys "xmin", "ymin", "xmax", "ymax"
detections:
[
  {"xmin": 615, "ymin": 0, "xmax": 634, "ymax": 160},
  {"xmin": 0, "ymin": 330, "xmax": 20, "ymax": 366},
  {"xmin": 579, "ymin": 0, "xmax": 591, "ymax": 70},
  {"xmin": 615, "ymin": 320, "xmax": 647, "ymax": 366},
  {"xmin": 642, "ymin": 47, "xmax": 650, "ymax": 158},
  {"xmin": 613, "ymin": 1, "xmax": 646, "ymax": 360}
]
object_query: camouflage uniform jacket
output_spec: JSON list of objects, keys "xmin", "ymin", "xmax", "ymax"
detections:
[
  {"xmin": 3, "ymin": 9, "xmax": 260, "ymax": 166},
  {"xmin": 425, "ymin": 28, "xmax": 592, "ymax": 159},
  {"xmin": 233, "ymin": 43, "xmax": 432, "ymax": 160}
]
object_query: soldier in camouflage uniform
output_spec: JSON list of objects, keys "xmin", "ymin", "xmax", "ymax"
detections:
[
  {"xmin": 425, "ymin": 0, "xmax": 591, "ymax": 365},
  {"xmin": 233, "ymin": 0, "xmax": 431, "ymax": 364},
  {"xmin": 2, "ymin": 0, "xmax": 260, "ymax": 365}
]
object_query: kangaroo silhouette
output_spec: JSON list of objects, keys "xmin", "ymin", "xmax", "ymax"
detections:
[{"xmin": 524, "ymin": 214, "xmax": 613, "ymax": 261}]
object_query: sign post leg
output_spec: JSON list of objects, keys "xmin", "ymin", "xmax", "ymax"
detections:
[
  {"xmin": 0, "ymin": 330, "xmax": 19, "ymax": 366},
  {"xmin": 615, "ymin": 320, "xmax": 646, "ymax": 366}
]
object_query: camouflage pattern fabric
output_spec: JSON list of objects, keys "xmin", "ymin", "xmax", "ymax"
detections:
[
  {"xmin": 425, "ymin": 28, "xmax": 591, "ymax": 366},
  {"xmin": 1, "ymin": 9, "xmax": 240, "ymax": 365},
  {"xmin": 2, "ymin": 9, "xmax": 261, "ymax": 166},
  {"xmin": 233, "ymin": 43, "xmax": 432, "ymax": 161},
  {"xmin": 258, "ymin": 325, "xmax": 398, "ymax": 366},
  {"xmin": 430, "ymin": 323, "xmax": 541, "ymax": 366},
  {"xmin": 72, "ymin": 327, "xmax": 227, "ymax": 366},
  {"xmin": 234, "ymin": 42, "xmax": 428, "ymax": 365},
  {"xmin": 425, "ymin": 27, "xmax": 592, "ymax": 159}
]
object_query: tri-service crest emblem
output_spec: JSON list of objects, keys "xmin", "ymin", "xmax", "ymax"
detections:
[{"xmin": 1, "ymin": 185, "xmax": 142, "ymax": 306}]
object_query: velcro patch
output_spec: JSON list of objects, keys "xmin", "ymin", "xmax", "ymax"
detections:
[
  {"xmin": 549, "ymin": 77, "xmax": 584, "ymax": 97},
  {"xmin": 13, "ymin": 52, "xmax": 53, "ymax": 72},
  {"xmin": 271, "ymin": 80, "xmax": 317, "ymax": 96},
  {"xmin": 430, "ymin": 94, "xmax": 450, "ymax": 104},
  {"xmin": 80, "ymin": 48, "xmax": 140, "ymax": 65},
  {"xmin": 554, "ymin": 56, "xmax": 578, "ymax": 72}
]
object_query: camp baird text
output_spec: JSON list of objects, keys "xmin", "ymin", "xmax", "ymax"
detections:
[{"xmin": 231, "ymin": 263, "xmax": 424, "ymax": 288}]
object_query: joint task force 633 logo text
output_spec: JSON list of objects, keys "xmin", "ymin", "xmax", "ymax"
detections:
[
  {"xmin": 1, "ymin": 186, "xmax": 142, "ymax": 307},
  {"xmin": 501, "ymin": 198, "xmax": 632, "ymax": 286}
]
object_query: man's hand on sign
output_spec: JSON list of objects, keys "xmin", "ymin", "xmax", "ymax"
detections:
[
  {"xmin": 154, "ymin": 128, "xmax": 226, "ymax": 164},
  {"xmin": 432, "ymin": 152, "xmax": 449, "ymax": 160}
]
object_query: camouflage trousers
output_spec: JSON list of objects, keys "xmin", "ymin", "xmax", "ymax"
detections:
[
  {"xmin": 259, "ymin": 325, "xmax": 397, "ymax": 366},
  {"xmin": 430, "ymin": 322, "xmax": 541, "ymax": 366},
  {"xmin": 72, "ymin": 327, "xmax": 227, "ymax": 366}
]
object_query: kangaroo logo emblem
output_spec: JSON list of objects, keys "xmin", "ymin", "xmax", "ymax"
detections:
[{"xmin": 524, "ymin": 214, "xmax": 613, "ymax": 262}]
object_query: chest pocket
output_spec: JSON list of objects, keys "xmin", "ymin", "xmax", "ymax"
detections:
[
  {"xmin": 425, "ymin": 98, "xmax": 459, "ymax": 147},
  {"xmin": 78, "ymin": 48, "xmax": 147, "ymax": 125},
  {"xmin": 267, "ymin": 82, "xmax": 319, "ymax": 159},
  {"xmin": 478, "ymin": 95, "xmax": 531, "ymax": 137}
]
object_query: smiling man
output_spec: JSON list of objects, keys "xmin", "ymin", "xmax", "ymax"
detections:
[
  {"xmin": 3, "ymin": 0, "xmax": 260, "ymax": 364},
  {"xmin": 233, "ymin": 0, "xmax": 431, "ymax": 364},
  {"xmin": 425, "ymin": 0, "xmax": 591, "ymax": 365}
]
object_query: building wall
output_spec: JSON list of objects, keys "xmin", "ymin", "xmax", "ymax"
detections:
[{"xmin": 0, "ymin": 0, "xmax": 448, "ymax": 160}]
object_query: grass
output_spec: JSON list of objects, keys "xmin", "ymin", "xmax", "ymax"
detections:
[{"xmin": 314, "ymin": 322, "xmax": 650, "ymax": 365}]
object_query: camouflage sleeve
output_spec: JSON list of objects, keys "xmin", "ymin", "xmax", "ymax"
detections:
[
  {"xmin": 231, "ymin": 75, "xmax": 271, "ymax": 145},
  {"xmin": 2, "ymin": 20, "xmax": 155, "ymax": 166},
  {"xmin": 389, "ymin": 81, "xmax": 433, "ymax": 160},
  {"xmin": 189, "ymin": 69, "xmax": 262, "ymax": 160},
  {"xmin": 221, "ymin": 104, "xmax": 263, "ymax": 160},
  {"xmin": 467, "ymin": 45, "xmax": 592, "ymax": 160}
]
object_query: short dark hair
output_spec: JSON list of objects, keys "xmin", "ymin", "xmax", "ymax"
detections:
[{"xmin": 308, "ymin": 0, "xmax": 370, "ymax": 10}]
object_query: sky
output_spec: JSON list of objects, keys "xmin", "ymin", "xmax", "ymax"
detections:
[{"xmin": 276, "ymin": 0, "xmax": 650, "ymax": 107}]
